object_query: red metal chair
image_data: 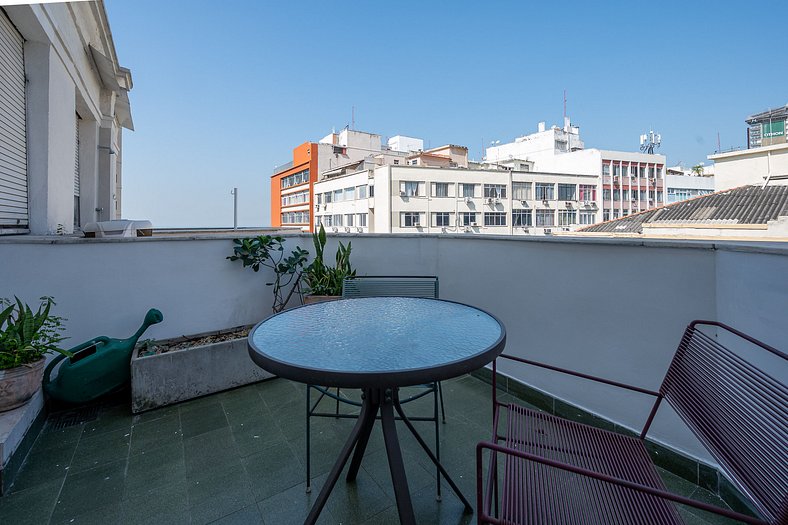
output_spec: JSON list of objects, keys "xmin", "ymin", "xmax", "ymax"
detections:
[{"xmin": 476, "ymin": 320, "xmax": 787, "ymax": 525}]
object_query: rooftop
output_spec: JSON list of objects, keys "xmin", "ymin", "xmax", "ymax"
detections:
[{"xmin": 0, "ymin": 377, "xmax": 740, "ymax": 525}]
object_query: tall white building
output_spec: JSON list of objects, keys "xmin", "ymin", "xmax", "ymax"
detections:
[
  {"xmin": 0, "ymin": 2, "xmax": 133, "ymax": 235},
  {"xmin": 313, "ymin": 165, "xmax": 600, "ymax": 236}
]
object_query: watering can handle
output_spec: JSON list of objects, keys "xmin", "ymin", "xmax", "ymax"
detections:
[{"xmin": 42, "ymin": 336, "xmax": 111, "ymax": 386}]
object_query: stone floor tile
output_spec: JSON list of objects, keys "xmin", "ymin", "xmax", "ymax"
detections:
[
  {"xmin": 69, "ymin": 427, "xmax": 131, "ymax": 473},
  {"xmin": 50, "ymin": 459, "xmax": 126, "ymax": 523},
  {"xmin": 0, "ymin": 478, "xmax": 61, "ymax": 525},
  {"xmin": 130, "ymin": 413, "xmax": 182, "ymax": 454},
  {"xmin": 180, "ymin": 403, "xmax": 228, "ymax": 439},
  {"xmin": 209, "ymin": 503, "xmax": 263, "ymax": 525}
]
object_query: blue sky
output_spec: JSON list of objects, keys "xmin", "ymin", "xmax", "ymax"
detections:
[{"xmin": 105, "ymin": 0, "xmax": 788, "ymax": 228}]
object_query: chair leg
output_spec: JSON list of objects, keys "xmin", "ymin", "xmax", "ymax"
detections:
[
  {"xmin": 434, "ymin": 384, "xmax": 442, "ymax": 501},
  {"xmin": 438, "ymin": 381, "xmax": 446, "ymax": 423},
  {"xmin": 335, "ymin": 387, "xmax": 341, "ymax": 418},
  {"xmin": 306, "ymin": 384, "xmax": 312, "ymax": 492}
]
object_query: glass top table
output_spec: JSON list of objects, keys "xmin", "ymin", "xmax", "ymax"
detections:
[{"xmin": 247, "ymin": 297, "xmax": 507, "ymax": 525}]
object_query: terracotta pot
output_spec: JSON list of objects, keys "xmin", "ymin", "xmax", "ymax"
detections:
[
  {"xmin": 303, "ymin": 295, "xmax": 341, "ymax": 305},
  {"xmin": 0, "ymin": 358, "xmax": 46, "ymax": 412}
]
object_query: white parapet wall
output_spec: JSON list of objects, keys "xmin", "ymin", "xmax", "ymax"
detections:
[{"xmin": 1, "ymin": 233, "xmax": 787, "ymax": 466}]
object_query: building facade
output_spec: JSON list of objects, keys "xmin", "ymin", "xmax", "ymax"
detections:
[
  {"xmin": 314, "ymin": 165, "xmax": 600, "ymax": 236},
  {"xmin": 0, "ymin": 2, "xmax": 133, "ymax": 235},
  {"xmin": 746, "ymin": 104, "xmax": 787, "ymax": 149}
]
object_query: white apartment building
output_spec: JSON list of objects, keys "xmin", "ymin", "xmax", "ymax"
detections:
[
  {"xmin": 314, "ymin": 165, "xmax": 600, "ymax": 236},
  {"xmin": 0, "ymin": 2, "xmax": 133, "ymax": 235},
  {"xmin": 485, "ymin": 119, "xmax": 667, "ymax": 222}
]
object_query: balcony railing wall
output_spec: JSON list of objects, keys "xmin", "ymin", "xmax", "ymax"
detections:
[{"xmin": 2, "ymin": 234, "xmax": 786, "ymax": 466}]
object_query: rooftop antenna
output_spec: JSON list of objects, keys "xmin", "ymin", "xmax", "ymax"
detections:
[
  {"xmin": 563, "ymin": 89, "xmax": 567, "ymax": 119},
  {"xmin": 639, "ymin": 130, "xmax": 661, "ymax": 154},
  {"xmin": 717, "ymin": 131, "xmax": 721, "ymax": 153},
  {"xmin": 230, "ymin": 187, "xmax": 238, "ymax": 230},
  {"xmin": 351, "ymin": 106, "xmax": 355, "ymax": 130}
]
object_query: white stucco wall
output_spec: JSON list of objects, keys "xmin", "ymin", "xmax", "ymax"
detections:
[{"xmin": 709, "ymin": 143, "xmax": 788, "ymax": 191}]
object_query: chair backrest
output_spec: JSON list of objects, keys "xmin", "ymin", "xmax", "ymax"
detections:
[
  {"xmin": 659, "ymin": 321, "xmax": 787, "ymax": 524},
  {"xmin": 342, "ymin": 276, "xmax": 439, "ymax": 299}
]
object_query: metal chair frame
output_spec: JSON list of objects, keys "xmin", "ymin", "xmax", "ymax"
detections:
[
  {"xmin": 305, "ymin": 276, "xmax": 447, "ymax": 496},
  {"xmin": 476, "ymin": 320, "xmax": 787, "ymax": 525}
]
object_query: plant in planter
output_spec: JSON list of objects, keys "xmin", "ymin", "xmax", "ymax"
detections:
[
  {"xmin": 227, "ymin": 235, "xmax": 309, "ymax": 313},
  {"xmin": 0, "ymin": 296, "xmax": 70, "ymax": 412},
  {"xmin": 302, "ymin": 224, "xmax": 356, "ymax": 303}
]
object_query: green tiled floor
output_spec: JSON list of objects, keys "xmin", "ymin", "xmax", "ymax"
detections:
[{"xmin": 0, "ymin": 376, "xmax": 742, "ymax": 524}]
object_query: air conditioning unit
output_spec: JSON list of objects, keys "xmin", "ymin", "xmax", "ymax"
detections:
[
  {"xmin": 331, "ymin": 227, "xmax": 339, "ymax": 233},
  {"xmin": 486, "ymin": 198, "xmax": 494, "ymax": 205},
  {"xmin": 613, "ymin": 176, "xmax": 620, "ymax": 183},
  {"xmin": 494, "ymin": 198, "xmax": 501, "ymax": 204},
  {"xmin": 521, "ymin": 227, "xmax": 529, "ymax": 233},
  {"xmin": 648, "ymin": 199, "xmax": 654, "ymax": 204},
  {"xmin": 582, "ymin": 200, "xmax": 591, "ymax": 207},
  {"xmin": 542, "ymin": 199, "xmax": 549, "ymax": 205},
  {"xmin": 520, "ymin": 200, "xmax": 529, "ymax": 207},
  {"xmin": 565, "ymin": 201, "xmax": 572, "ymax": 207},
  {"xmin": 400, "ymin": 190, "xmax": 406, "ymax": 196},
  {"xmin": 344, "ymin": 227, "xmax": 351, "ymax": 233},
  {"xmin": 562, "ymin": 227, "xmax": 571, "ymax": 232},
  {"xmin": 649, "ymin": 178, "xmax": 656, "ymax": 184},
  {"xmin": 470, "ymin": 221, "xmax": 477, "ymax": 226},
  {"xmin": 441, "ymin": 227, "xmax": 447, "ymax": 233},
  {"xmin": 544, "ymin": 228, "xmax": 552, "ymax": 235},
  {"xmin": 356, "ymin": 227, "xmax": 363, "ymax": 233},
  {"xmin": 464, "ymin": 227, "xmax": 472, "ymax": 233}
]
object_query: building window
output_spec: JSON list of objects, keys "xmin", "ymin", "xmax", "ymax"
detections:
[
  {"xmin": 401, "ymin": 181, "xmax": 421, "ymax": 197},
  {"xmin": 393, "ymin": 160, "xmax": 399, "ymax": 165},
  {"xmin": 512, "ymin": 182, "xmax": 532, "ymax": 200},
  {"xmin": 324, "ymin": 215, "xmax": 333, "ymax": 227},
  {"xmin": 460, "ymin": 212, "xmax": 478, "ymax": 226},
  {"xmin": 535, "ymin": 183, "xmax": 554, "ymax": 200},
  {"xmin": 484, "ymin": 212, "xmax": 506, "ymax": 226},
  {"xmin": 622, "ymin": 165, "xmax": 629, "ymax": 177},
  {"xmin": 483, "ymin": 184, "xmax": 507, "ymax": 199},
  {"xmin": 316, "ymin": 194, "xmax": 322, "ymax": 205},
  {"xmin": 345, "ymin": 214, "xmax": 354, "ymax": 227},
  {"xmin": 324, "ymin": 192, "xmax": 332, "ymax": 203},
  {"xmin": 558, "ymin": 210, "xmax": 576, "ymax": 225},
  {"xmin": 613, "ymin": 165, "xmax": 621, "ymax": 177},
  {"xmin": 640, "ymin": 190, "xmax": 648, "ymax": 201},
  {"xmin": 613, "ymin": 189, "xmax": 620, "ymax": 200},
  {"xmin": 333, "ymin": 189, "xmax": 344, "ymax": 202},
  {"xmin": 281, "ymin": 190, "xmax": 310, "ymax": 207},
  {"xmin": 432, "ymin": 182, "xmax": 450, "ymax": 197},
  {"xmin": 622, "ymin": 189, "xmax": 629, "ymax": 200},
  {"xmin": 613, "ymin": 210, "xmax": 620, "ymax": 219},
  {"xmin": 579, "ymin": 185, "xmax": 596, "ymax": 201},
  {"xmin": 535, "ymin": 209, "xmax": 554, "ymax": 226},
  {"xmin": 579, "ymin": 211, "xmax": 596, "ymax": 225},
  {"xmin": 460, "ymin": 183, "xmax": 476, "ymax": 198},
  {"xmin": 369, "ymin": 185, "xmax": 374, "ymax": 197},
  {"xmin": 558, "ymin": 184, "xmax": 576, "ymax": 201},
  {"xmin": 356, "ymin": 185, "xmax": 367, "ymax": 199},
  {"xmin": 333, "ymin": 214, "xmax": 343, "ymax": 226},
  {"xmin": 433, "ymin": 212, "xmax": 451, "ymax": 227},
  {"xmin": 602, "ymin": 164, "xmax": 610, "ymax": 177},
  {"xmin": 657, "ymin": 191, "xmax": 663, "ymax": 202},
  {"xmin": 344, "ymin": 187, "xmax": 355, "ymax": 201},
  {"xmin": 401, "ymin": 212, "xmax": 422, "ymax": 227},
  {"xmin": 603, "ymin": 189, "xmax": 611, "ymax": 201},
  {"xmin": 603, "ymin": 210, "xmax": 610, "ymax": 221},
  {"xmin": 280, "ymin": 169, "xmax": 310, "ymax": 189},
  {"xmin": 513, "ymin": 209, "xmax": 532, "ymax": 227},
  {"xmin": 357, "ymin": 213, "xmax": 368, "ymax": 227},
  {"xmin": 649, "ymin": 167, "xmax": 656, "ymax": 178}
]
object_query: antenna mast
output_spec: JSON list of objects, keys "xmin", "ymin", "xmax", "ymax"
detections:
[
  {"xmin": 639, "ymin": 130, "xmax": 661, "ymax": 154},
  {"xmin": 351, "ymin": 106, "xmax": 355, "ymax": 130},
  {"xmin": 563, "ymin": 89, "xmax": 567, "ymax": 119}
]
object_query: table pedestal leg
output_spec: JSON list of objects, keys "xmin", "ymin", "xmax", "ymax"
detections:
[
  {"xmin": 380, "ymin": 388, "xmax": 417, "ymax": 525},
  {"xmin": 346, "ymin": 389, "xmax": 378, "ymax": 483},
  {"xmin": 304, "ymin": 390, "xmax": 379, "ymax": 525}
]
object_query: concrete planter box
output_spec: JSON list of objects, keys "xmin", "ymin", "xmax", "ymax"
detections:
[{"xmin": 131, "ymin": 332, "xmax": 273, "ymax": 413}]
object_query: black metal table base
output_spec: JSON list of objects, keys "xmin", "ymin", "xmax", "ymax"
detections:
[{"xmin": 305, "ymin": 387, "xmax": 473, "ymax": 525}]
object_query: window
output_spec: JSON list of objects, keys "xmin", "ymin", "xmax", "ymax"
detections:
[
  {"xmin": 483, "ymin": 184, "xmax": 507, "ymax": 199},
  {"xmin": 460, "ymin": 212, "xmax": 478, "ymax": 226},
  {"xmin": 333, "ymin": 214, "xmax": 343, "ymax": 226},
  {"xmin": 410, "ymin": 159, "xmax": 418, "ymax": 165},
  {"xmin": 603, "ymin": 189, "xmax": 611, "ymax": 201},
  {"xmin": 613, "ymin": 209, "xmax": 620, "ymax": 219},
  {"xmin": 432, "ymin": 182, "xmax": 450, "ymax": 197},
  {"xmin": 357, "ymin": 213, "xmax": 367, "ymax": 227},
  {"xmin": 280, "ymin": 169, "xmax": 309, "ymax": 189},
  {"xmin": 622, "ymin": 165, "xmax": 629, "ymax": 177},
  {"xmin": 460, "ymin": 183, "xmax": 476, "ymax": 198},
  {"xmin": 512, "ymin": 182, "xmax": 532, "ymax": 200},
  {"xmin": 621, "ymin": 189, "xmax": 629, "ymax": 200},
  {"xmin": 402, "ymin": 181, "xmax": 421, "ymax": 197},
  {"xmin": 657, "ymin": 191, "xmax": 663, "ymax": 202},
  {"xmin": 369, "ymin": 185, "xmax": 374, "ymax": 197},
  {"xmin": 622, "ymin": 209, "xmax": 630, "ymax": 217},
  {"xmin": 316, "ymin": 194, "xmax": 322, "ymax": 205},
  {"xmin": 648, "ymin": 167, "xmax": 655, "ymax": 178},
  {"xmin": 579, "ymin": 211, "xmax": 596, "ymax": 225},
  {"xmin": 613, "ymin": 189, "xmax": 620, "ymax": 200},
  {"xmin": 640, "ymin": 190, "xmax": 648, "ymax": 201},
  {"xmin": 333, "ymin": 189, "xmax": 344, "ymax": 203},
  {"xmin": 639, "ymin": 166, "xmax": 646, "ymax": 177},
  {"xmin": 401, "ymin": 212, "xmax": 422, "ymax": 227},
  {"xmin": 280, "ymin": 211, "xmax": 308, "ymax": 224},
  {"xmin": 484, "ymin": 212, "xmax": 506, "ymax": 226},
  {"xmin": 433, "ymin": 212, "xmax": 451, "ymax": 227},
  {"xmin": 613, "ymin": 165, "xmax": 621, "ymax": 177},
  {"xmin": 345, "ymin": 214, "xmax": 354, "ymax": 227},
  {"xmin": 356, "ymin": 185, "xmax": 367, "ymax": 199},
  {"xmin": 393, "ymin": 160, "xmax": 399, "ymax": 165},
  {"xmin": 558, "ymin": 184, "xmax": 576, "ymax": 201},
  {"xmin": 558, "ymin": 210, "xmax": 576, "ymax": 226},
  {"xmin": 603, "ymin": 210, "xmax": 610, "ymax": 221},
  {"xmin": 324, "ymin": 215, "xmax": 333, "ymax": 227},
  {"xmin": 281, "ymin": 190, "xmax": 309, "ymax": 207},
  {"xmin": 513, "ymin": 209, "xmax": 532, "ymax": 227},
  {"xmin": 535, "ymin": 183, "xmax": 554, "ymax": 200},
  {"xmin": 602, "ymin": 164, "xmax": 610, "ymax": 177},
  {"xmin": 315, "ymin": 216, "xmax": 323, "ymax": 226},
  {"xmin": 324, "ymin": 192, "xmax": 332, "ymax": 203},
  {"xmin": 535, "ymin": 209, "xmax": 554, "ymax": 226},
  {"xmin": 344, "ymin": 187, "xmax": 355, "ymax": 201},
  {"xmin": 579, "ymin": 185, "xmax": 596, "ymax": 201}
]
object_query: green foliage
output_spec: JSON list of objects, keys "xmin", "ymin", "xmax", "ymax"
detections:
[
  {"xmin": 227, "ymin": 236, "xmax": 309, "ymax": 312},
  {"xmin": 691, "ymin": 164, "xmax": 705, "ymax": 177},
  {"xmin": 0, "ymin": 296, "xmax": 71, "ymax": 370},
  {"xmin": 302, "ymin": 225, "xmax": 356, "ymax": 296}
]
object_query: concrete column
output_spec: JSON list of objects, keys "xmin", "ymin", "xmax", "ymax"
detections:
[
  {"xmin": 77, "ymin": 118, "xmax": 99, "ymax": 225},
  {"xmin": 24, "ymin": 41, "xmax": 77, "ymax": 234}
]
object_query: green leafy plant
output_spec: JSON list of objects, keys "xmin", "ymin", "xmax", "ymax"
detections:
[
  {"xmin": 227, "ymin": 236, "xmax": 309, "ymax": 312},
  {"xmin": 0, "ymin": 296, "xmax": 71, "ymax": 370},
  {"xmin": 303, "ymin": 225, "xmax": 356, "ymax": 296}
]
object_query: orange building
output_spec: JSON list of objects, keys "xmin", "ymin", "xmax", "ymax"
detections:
[{"xmin": 271, "ymin": 142, "xmax": 318, "ymax": 231}]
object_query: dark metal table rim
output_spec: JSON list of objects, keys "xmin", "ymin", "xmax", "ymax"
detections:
[{"xmin": 305, "ymin": 386, "xmax": 473, "ymax": 525}]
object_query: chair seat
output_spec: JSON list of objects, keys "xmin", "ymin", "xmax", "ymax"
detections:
[{"xmin": 498, "ymin": 403, "xmax": 683, "ymax": 525}]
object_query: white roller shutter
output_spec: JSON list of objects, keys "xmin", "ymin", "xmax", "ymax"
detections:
[
  {"xmin": 74, "ymin": 114, "xmax": 80, "ymax": 228},
  {"xmin": 0, "ymin": 9, "xmax": 27, "ymax": 232}
]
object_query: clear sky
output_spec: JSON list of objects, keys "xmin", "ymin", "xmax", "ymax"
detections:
[{"xmin": 105, "ymin": 0, "xmax": 788, "ymax": 228}]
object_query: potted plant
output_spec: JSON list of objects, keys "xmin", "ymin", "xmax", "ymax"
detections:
[
  {"xmin": 302, "ymin": 225, "xmax": 356, "ymax": 304},
  {"xmin": 227, "ymin": 235, "xmax": 309, "ymax": 313},
  {"xmin": 0, "ymin": 296, "xmax": 70, "ymax": 412}
]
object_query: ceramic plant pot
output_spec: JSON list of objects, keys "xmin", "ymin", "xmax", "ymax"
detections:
[{"xmin": 0, "ymin": 358, "xmax": 46, "ymax": 412}]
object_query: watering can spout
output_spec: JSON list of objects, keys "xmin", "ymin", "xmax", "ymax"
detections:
[{"xmin": 130, "ymin": 309, "xmax": 164, "ymax": 345}]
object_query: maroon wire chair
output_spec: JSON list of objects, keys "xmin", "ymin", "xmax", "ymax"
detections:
[{"xmin": 476, "ymin": 320, "xmax": 787, "ymax": 525}]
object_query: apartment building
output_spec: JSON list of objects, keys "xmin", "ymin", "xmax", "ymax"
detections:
[
  {"xmin": 485, "ymin": 120, "xmax": 666, "ymax": 222},
  {"xmin": 270, "ymin": 130, "xmax": 420, "ymax": 230},
  {"xmin": 0, "ymin": 2, "xmax": 133, "ymax": 235},
  {"xmin": 313, "ymin": 165, "xmax": 600, "ymax": 235}
]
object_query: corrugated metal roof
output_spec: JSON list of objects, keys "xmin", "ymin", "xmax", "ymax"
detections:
[{"xmin": 580, "ymin": 185, "xmax": 788, "ymax": 234}]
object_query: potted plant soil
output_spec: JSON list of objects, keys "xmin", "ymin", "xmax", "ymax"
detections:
[
  {"xmin": 0, "ymin": 297, "xmax": 70, "ymax": 412},
  {"xmin": 302, "ymin": 224, "xmax": 355, "ymax": 304}
]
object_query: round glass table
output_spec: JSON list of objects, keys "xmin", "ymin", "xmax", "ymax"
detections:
[{"xmin": 248, "ymin": 297, "xmax": 506, "ymax": 525}]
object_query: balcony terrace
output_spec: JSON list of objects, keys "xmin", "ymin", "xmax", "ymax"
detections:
[{"xmin": 1, "ymin": 233, "xmax": 785, "ymax": 524}]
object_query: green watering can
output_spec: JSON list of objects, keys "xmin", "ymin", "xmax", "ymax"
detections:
[{"xmin": 43, "ymin": 309, "xmax": 163, "ymax": 405}]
